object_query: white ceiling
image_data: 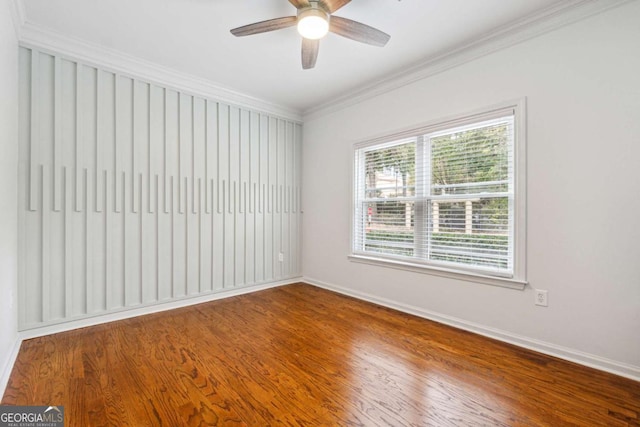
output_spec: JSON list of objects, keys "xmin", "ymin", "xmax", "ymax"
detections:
[{"xmin": 21, "ymin": 0, "xmax": 567, "ymax": 113}]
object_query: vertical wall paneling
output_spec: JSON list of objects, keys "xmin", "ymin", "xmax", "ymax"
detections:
[
  {"xmin": 63, "ymin": 168, "xmax": 71, "ymax": 318},
  {"xmin": 28, "ymin": 50, "xmax": 38, "ymax": 212},
  {"xmin": 18, "ymin": 48, "xmax": 31, "ymax": 326},
  {"xmin": 277, "ymin": 119, "xmax": 285, "ymax": 279},
  {"xmin": 17, "ymin": 46, "xmax": 303, "ymax": 329},
  {"xmin": 238, "ymin": 109, "xmax": 249, "ymax": 286},
  {"xmin": 257, "ymin": 114, "xmax": 267, "ymax": 283},
  {"xmin": 95, "ymin": 71, "xmax": 103, "ymax": 214},
  {"xmin": 53, "ymin": 56, "xmax": 62, "ymax": 212},
  {"xmin": 295, "ymin": 123, "xmax": 302, "ymax": 275},
  {"xmin": 74, "ymin": 64, "xmax": 82, "ymax": 213},
  {"xmin": 266, "ymin": 117, "xmax": 275, "ymax": 281},
  {"xmin": 211, "ymin": 103, "xmax": 222, "ymax": 290},
  {"xmin": 248, "ymin": 111, "xmax": 259, "ymax": 284},
  {"xmin": 40, "ymin": 165, "xmax": 49, "ymax": 323},
  {"xmin": 162, "ymin": 89, "xmax": 168, "ymax": 214}
]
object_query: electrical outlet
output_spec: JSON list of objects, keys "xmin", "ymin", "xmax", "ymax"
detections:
[
  {"xmin": 278, "ymin": 252, "xmax": 284, "ymax": 262},
  {"xmin": 535, "ymin": 289, "xmax": 548, "ymax": 307}
]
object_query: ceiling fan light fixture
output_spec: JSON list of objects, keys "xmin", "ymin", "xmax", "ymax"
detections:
[
  {"xmin": 230, "ymin": 0, "xmax": 391, "ymax": 70},
  {"xmin": 297, "ymin": 7, "xmax": 329, "ymax": 40}
]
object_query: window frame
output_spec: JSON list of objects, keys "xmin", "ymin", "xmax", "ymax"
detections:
[{"xmin": 350, "ymin": 99, "xmax": 527, "ymax": 290}]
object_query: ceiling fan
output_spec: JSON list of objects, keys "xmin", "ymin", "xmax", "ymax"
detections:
[{"xmin": 230, "ymin": 0, "xmax": 391, "ymax": 70}]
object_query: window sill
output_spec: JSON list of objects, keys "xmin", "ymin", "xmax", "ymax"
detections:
[{"xmin": 348, "ymin": 254, "xmax": 527, "ymax": 290}]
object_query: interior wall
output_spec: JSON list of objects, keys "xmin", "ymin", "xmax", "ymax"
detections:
[
  {"xmin": 302, "ymin": 2, "xmax": 640, "ymax": 374},
  {"xmin": 18, "ymin": 47, "xmax": 302, "ymax": 330},
  {"xmin": 0, "ymin": 0, "xmax": 20, "ymax": 387}
]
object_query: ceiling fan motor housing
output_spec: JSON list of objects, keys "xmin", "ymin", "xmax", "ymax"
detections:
[{"xmin": 297, "ymin": 1, "xmax": 330, "ymax": 40}]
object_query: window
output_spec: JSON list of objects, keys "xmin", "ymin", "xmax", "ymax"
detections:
[{"xmin": 352, "ymin": 101, "xmax": 526, "ymax": 287}]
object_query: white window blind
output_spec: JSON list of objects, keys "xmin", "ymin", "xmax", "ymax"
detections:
[{"xmin": 353, "ymin": 107, "xmax": 521, "ymax": 279}]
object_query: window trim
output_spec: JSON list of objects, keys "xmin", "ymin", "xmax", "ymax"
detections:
[{"xmin": 350, "ymin": 98, "xmax": 527, "ymax": 290}]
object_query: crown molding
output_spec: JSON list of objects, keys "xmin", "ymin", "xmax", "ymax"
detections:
[
  {"xmin": 303, "ymin": 0, "xmax": 634, "ymax": 121},
  {"xmin": 11, "ymin": 0, "xmax": 632, "ymax": 123},
  {"xmin": 17, "ymin": 20, "xmax": 303, "ymax": 122}
]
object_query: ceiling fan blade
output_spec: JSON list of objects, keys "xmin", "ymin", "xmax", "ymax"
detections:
[
  {"xmin": 319, "ymin": 0, "xmax": 351, "ymax": 13},
  {"xmin": 301, "ymin": 38, "xmax": 319, "ymax": 70},
  {"xmin": 230, "ymin": 16, "xmax": 297, "ymax": 37},
  {"xmin": 289, "ymin": 0, "xmax": 310, "ymax": 8},
  {"xmin": 329, "ymin": 16, "xmax": 390, "ymax": 47}
]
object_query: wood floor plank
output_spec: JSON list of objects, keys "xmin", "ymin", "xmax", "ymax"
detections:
[{"xmin": 3, "ymin": 283, "xmax": 639, "ymax": 426}]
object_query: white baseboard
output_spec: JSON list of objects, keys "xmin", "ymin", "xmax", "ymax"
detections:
[
  {"xmin": 2, "ymin": 278, "xmax": 301, "ymax": 398},
  {"xmin": 0, "ymin": 336, "xmax": 22, "ymax": 399},
  {"xmin": 5, "ymin": 275, "xmax": 636, "ymax": 400},
  {"xmin": 19, "ymin": 277, "xmax": 302, "ymax": 340},
  {"xmin": 303, "ymin": 277, "xmax": 640, "ymax": 382}
]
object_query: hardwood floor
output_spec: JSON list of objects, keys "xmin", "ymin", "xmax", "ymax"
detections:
[{"xmin": 3, "ymin": 283, "xmax": 639, "ymax": 426}]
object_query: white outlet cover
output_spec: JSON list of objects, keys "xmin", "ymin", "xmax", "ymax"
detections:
[{"xmin": 535, "ymin": 290, "xmax": 548, "ymax": 307}]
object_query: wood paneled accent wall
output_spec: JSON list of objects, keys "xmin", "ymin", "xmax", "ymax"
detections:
[{"xmin": 17, "ymin": 46, "xmax": 302, "ymax": 330}]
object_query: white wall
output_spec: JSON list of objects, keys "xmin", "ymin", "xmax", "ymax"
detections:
[
  {"xmin": 0, "ymin": 0, "xmax": 20, "ymax": 391},
  {"xmin": 18, "ymin": 47, "xmax": 302, "ymax": 330},
  {"xmin": 302, "ymin": 2, "xmax": 640, "ymax": 377}
]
